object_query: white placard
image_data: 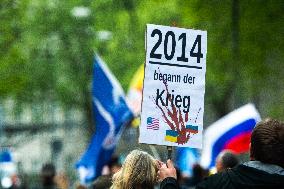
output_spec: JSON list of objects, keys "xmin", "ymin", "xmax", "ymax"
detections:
[{"xmin": 139, "ymin": 24, "xmax": 207, "ymax": 148}]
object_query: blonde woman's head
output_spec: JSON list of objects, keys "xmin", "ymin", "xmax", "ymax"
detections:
[{"xmin": 111, "ymin": 150, "xmax": 158, "ymax": 189}]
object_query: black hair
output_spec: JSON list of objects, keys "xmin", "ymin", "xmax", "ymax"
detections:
[
  {"xmin": 221, "ymin": 151, "xmax": 239, "ymax": 169},
  {"xmin": 41, "ymin": 163, "xmax": 56, "ymax": 186}
]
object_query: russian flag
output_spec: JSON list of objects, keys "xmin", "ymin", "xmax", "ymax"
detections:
[{"xmin": 200, "ymin": 104, "xmax": 261, "ymax": 169}]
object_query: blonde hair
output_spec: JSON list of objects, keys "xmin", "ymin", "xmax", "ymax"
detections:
[{"xmin": 110, "ymin": 150, "xmax": 158, "ymax": 189}]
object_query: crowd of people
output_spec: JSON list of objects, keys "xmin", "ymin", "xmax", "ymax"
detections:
[
  {"xmin": 91, "ymin": 118, "xmax": 284, "ymax": 189},
  {"xmin": 159, "ymin": 118, "xmax": 284, "ymax": 189},
  {"xmin": 5, "ymin": 118, "xmax": 284, "ymax": 189}
]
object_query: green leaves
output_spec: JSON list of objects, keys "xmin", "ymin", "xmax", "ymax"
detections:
[{"xmin": 1, "ymin": 0, "xmax": 284, "ymax": 121}]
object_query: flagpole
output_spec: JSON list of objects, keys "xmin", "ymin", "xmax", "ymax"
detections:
[
  {"xmin": 164, "ymin": 21, "xmax": 197, "ymax": 163},
  {"xmin": 167, "ymin": 146, "xmax": 172, "ymax": 160},
  {"xmin": 165, "ymin": 21, "xmax": 177, "ymax": 163},
  {"xmin": 149, "ymin": 145, "xmax": 161, "ymax": 160}
]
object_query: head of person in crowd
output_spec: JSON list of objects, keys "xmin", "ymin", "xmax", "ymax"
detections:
[
  {"xmin": 91, "ymin": 175, "xmax": 112, "ymax": 189},
  {"xmin": 183, "ymin": 164, "xmax": 208, "ymax": 187},
  {"xmin": 54, "ymin": 172, "xmax": 69, "ymax": 189},
  {"xmin": 250, "ymin": 118, "xmax": 284, "ymax": 168},
  {"xmin": 215, "ymin": 150, "xmax": 239, "ymax": 172},
  {"xmin": 192, "ymin": 164, "xmax": 206, "ymax": 179},
  {"xmin": 41, "ymin": 163, "xmax": 56, "ymax": 187},
  {"xmin": 108, "ymin": 156, "xmax": 122, "ymax": 175},
  {"xmin": 75, "ymin": 183, "xmax": 87, "ymax": 189},
  {"xmin": 9, "ymin": 174, "xmax": 21, "ymax": 189},
  {"xmin": 110, "ymin": 149, "xmax": 158, "ymax": 189}
]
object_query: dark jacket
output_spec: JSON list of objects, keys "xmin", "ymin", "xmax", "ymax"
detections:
[
  {"xmin": 160, "ymin": 177, "xmax": 179, "ymax": 189},
  {"xmin": 160, "ymin": 161, "xmax": 284, "ymax": 189}
]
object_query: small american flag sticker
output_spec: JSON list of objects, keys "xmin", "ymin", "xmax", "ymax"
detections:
[{"xmin": 147, "ymin": 117, "xmax": 159, "ymax": 130}]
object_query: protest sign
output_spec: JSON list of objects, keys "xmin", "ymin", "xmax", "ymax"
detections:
[{"xmin": 139, "ymin": 24, "xmax": 207, "ymax": 148}]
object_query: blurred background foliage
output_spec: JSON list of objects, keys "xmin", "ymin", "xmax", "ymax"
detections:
[{"xmin": 1, "ymin": 0, "xmax": 284, "ymax": 130}]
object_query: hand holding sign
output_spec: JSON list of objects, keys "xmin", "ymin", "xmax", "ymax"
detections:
[{"xmin": 139, "ymin": 24, "xmax": 207, "ymax": 148}]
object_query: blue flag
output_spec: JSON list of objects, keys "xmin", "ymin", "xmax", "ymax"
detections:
[
  {"xmin": 176, "ymin": 147, "xmax": 199, "ymax": 177},
  {"xmin": 76, "ymin": 55, "xmax": 133, "ymax": 184}
]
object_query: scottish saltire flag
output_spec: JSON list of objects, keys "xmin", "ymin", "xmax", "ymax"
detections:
[
  {"xmin": 76, "ymin": 55, "xmax": 133, "ymax": 184},
  {"xmin": 147, "ymin": 117, "xmax": 159, "ymax": 130},
  {"xmin": 200, "ymin": 104, "xmax": 261, "ymax": 169},
  {"xmin": 176, "ymin": 147, "xmax": 199, "ymax": 177}
]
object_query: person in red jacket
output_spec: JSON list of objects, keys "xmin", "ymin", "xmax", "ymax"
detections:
[{"xmin": 159, "ymin": 118, "xmax": 284, "ymax": 189}]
